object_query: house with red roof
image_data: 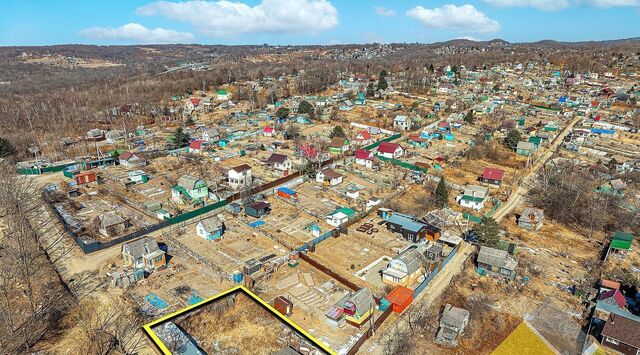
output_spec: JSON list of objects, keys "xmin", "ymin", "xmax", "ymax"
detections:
[
  {"xmin": 189, "ymin": 140, "xmax": 204, "ymax": 154},
  {"xmin": 354, "ymin": 130, "xmax": 372, "ymax": 146},
  {"xmin": 479, "ymin": 167, "xmax": 505, "ymax": 186},
  {"xmin": 263, "ymin": 126, "xmax": 275, "ymax": 137},
  {"xmin": 355, "ymin": 149, "xmax": 376, "ymax": 169},
  {"xmin": 190, "ymin": 98, "xmax": 201, "ymax": 106},
  {"xmin": 407, "ymin": 134, "xmax": 428, "ymax": 148},
  {"xmin": 599, "ymin": 289, "xmax": 627, "ymax": 310},
  {"xmin": 376, "ymin": 142, "xmax": 404, "ymax": 159}
]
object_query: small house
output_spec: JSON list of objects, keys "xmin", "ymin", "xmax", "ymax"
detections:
[
  {"xmin": 243, "ymin": 258, "xmax": 262, "ymax": 275},
  {"xmin": 426, "ymin": 244, "xmax": 443, "ymax": 262},
  {"xmin": 201, "ymin": 128, "xmax": 220, "ymax": 142},
  {"xmin": 342, "ymin": 288, "xmax": 375, "ymax": 328},
  {"xmin": 118, "ymin": 152, "xmax": 146, "ymax": 167},
  {"xmin": 265, "ymin": 153, "xmax": 292, "ymax": 173},
  {"xmin": 384, "ymin": 286, "xmax": 413, "ymax": 313},
  {"xmin": 436, "ymin": 304, "xmax": 470, "ymax": 346},
  {"xmin": 121, "ymin": 236, "xmax": 166, "ymax": 272},
  {"xmin": 456, "ymin": 185, "xmax": 489, "ymax": 210},
  {"xmin": 386, "ymin": 212, "xmax": 430, "ymax": 243},
  {"xmin": 325, "ymin": 207, "xmax": 356, "ymax": 227},
  {"xmin": 216, "ymin": 89, "xmax": 231, "ymax": 101},
  {"xmin": 479, "ymin": 167, "xmax": 504, "ymax": 186},
  {"xmin": 354, "ymin": 130, "xmax": 372, "ymax": 146},
  {"xmin": 75, "ymin": 171, "xmax": 96, "ymax": 185},
  {"xmin": 196, "ymin": 216, "xmax": 225, "ymax": 241},
  {"xmin": 246, "ymin": 201, "xmax": 270, "ymax": 218},
  {"xmin": 606, "ymin": 231, "xmax": 634, "ymax": 260},
  {"xmin": 407, "ymin": 134, "xmax": 428, "ymax": 148},
  {"xmin": 516, "ymin": 141, "xmax": 536, "ymax": 156},
  {"xmin": 376, "ymin": 142, "xmax": 404, "ymax": 159},
  {"xmin": 477, "ymin": 246, "xmax": 518, "ymax": 278},
  {"xmin": 128, "ymin": 170, "xmax": 148, "ymax": 184},
  {"xmin": 381, "ymin": 248, "xmax": 424, "ymax": 287},
  {"xmin": 273, "ymin": 296, "xmax": 293, "ymax": 316},
  {"xmin": 339, "ymin": 100, "xmax": 354, "ymax": 111},
  {"xmin": 263, "ymin": 126, "xmax": 275, "ymax": 137},
  {"xmin": 98, "ymin": 211, "xmax": 127, "ymax": 237},
  {"xmin": 329, "ymin": 137, "xmax": 350, "ymax": 154},
  {"xmin": 354, "ymin": 149, "xmax": 376, "ymax": 169},
  {"xmin": 228, "ymin": 164, "xmax": 253, "ymax": 190},
  {"xmin": 518, "ymin": 207, "xmax": 544, "ymax": 231},
  {"xmin": 188, "ymin": 140, "xmax": 204, "ymax": 154},
  {"xmin": 172, "ymin": 175, "xmax": 208, "ymax": 205},
  {"xmin": 393, "ymin": 115, "xmax": 410, "ymax": 130},
  {"xmin": 316, "ymin": 168, "xmax": 343, "ymax": 186},
  {"xmin": 325, "ymin": 306, "xmax": 346, "ymax": 327}
]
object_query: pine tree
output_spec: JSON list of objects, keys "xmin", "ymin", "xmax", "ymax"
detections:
[
  {"xmin": 366, "ymin": 82, "xmax": 375, "ymax": 97},
  {"xmin": 377, "ymin": 76, "xmax": 388, "ymax": 91},
  {"xmin": 329, "ymin": 126, "xmax": 346, "ymax": 138},
  {"xmin": 464, "ymin": 111, "xmax": 474, "ymax": 124},
  {"xmin": 173, "ymin": 127, "xmax": 191, "ymax": 148},
  {"xmin": 505, "ymin": 129, "xmax": 522, "ymax": 149},
  {"xmin": 435, "ymin": 177, "xmax": 449, "ymax": 207},
  {"xmin": 475, "ymin": 217, "xmax": 500, "ymax": 247}
]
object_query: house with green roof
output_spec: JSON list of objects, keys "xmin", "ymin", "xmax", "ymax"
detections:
[
  {"xmin": 216, "ymin": 89, "xmax": 231, "ymax": 101},
  {"xmin": 171, "ymin": 175, "xmax": 208, "ymax": 205},
  {"xmin": 606, "ymin": 231, "xmax": 634, "ymax": 260}
]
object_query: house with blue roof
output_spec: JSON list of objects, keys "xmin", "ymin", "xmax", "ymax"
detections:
[{"xmin": 386, "ymin": 212, "xmax": 429, "ymax": 243}]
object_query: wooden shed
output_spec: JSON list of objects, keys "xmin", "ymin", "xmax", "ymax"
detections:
[
  {"xmin": 273, "ymin": 296, "xmax": 293, "ymax": 316},
  {"xmin": 75, "ymin": 171, "xmax": 96, "ymax": 185}
]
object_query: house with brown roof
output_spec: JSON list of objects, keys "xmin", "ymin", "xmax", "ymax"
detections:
[
  {"xmin": 600, "ymin": 313, "xmax": 640, "ymax": 355},
  {"xmin": 118, "ymin": 152, "xmax": 146, "ymax": 167},
  {"xmin": 265, "ymin": 153, "xmax": 292, "ymax": 173},
  {"xmin": 228, "ymin": 164, "xmax": 253, "ymax": 190},
  {"xmin": 316, "ymin": 168, "xmax": 343, "ymax": 186}
]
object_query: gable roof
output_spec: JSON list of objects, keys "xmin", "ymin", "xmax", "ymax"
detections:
[
  {"xmin": 199, "ymin": 216, "xmax": 223, "ymax": 232},
  {"xmin": 440, "ymin": 303, "xmax": 469, "ymax": 329},
  {"xmin": 377, "ymin": 141, "xmax": 402, "ymax": 154},
  {"xmin": 601, "ymin": 313, "xmax": 640, "ymax": 348},
  {"xmin": 329, "ymin": 136, "xmax": 348, "ymax": 148},
  {"xmin": 266, "ymin": 153, "xmax": 288, "ymax": 164},
  {"xmin": 189, "ymin": 140, "xmax": 203, "ymax": 149},
  {"xmin": 347, "ymin": 288, "xmax": 374, "ymax": 316},
  {"xmin": 396, "ymin": 248, "xmax": 424, "ymax": 275},
  {"xmin": 356, "ymin": 130, "xmax": 371, "ymax": 140},
  {"xmin": 599, "ymin": 289, "xmax": 627, "ymax": 309},
  {"xmin": 100, "ymin": 211, "xmax": 125, "ymax": 228},
  {"xmin": 177, "ymin": 175, "xmax": 204, "ymax": 190},
  {"xmin": 122, "ymin": 236, "xmax": 161, "ymax": 259},
  {"xmin": 320, "ymin": 168, "xmax": 342, "ymax": 179},
  {"xmin": 520, "ymin": 207, "xmax": 544, "ymax": 223},
  {"xmin": 482, "ymin": 167, "xmax": 505, "ymax": 181},
  {"xmin": 355, "ymin": 149, "xmax": 373, "ymax": 160},
  {"xmin": 231, "ymin": 164, "xmax": 251, "ymax": 173},
  {"xmin": 478, "ymin": 246, "xmax": 508, "ymax": 268}
]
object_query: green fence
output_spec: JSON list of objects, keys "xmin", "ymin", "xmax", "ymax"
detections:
[
  {"xmin": 17, "ymin": 162, "xmax": 78, "ymax": 175},
  {"xmin": 166, "ymin": 199, "xmax": 229, "ymax": 225},
  {"xmin": 376, "ymin": 155, "xmax": 428, "ymax": 172},
  {"xmin": 363, "ymin": 133, "xmax": 402, "ymax": 151}
]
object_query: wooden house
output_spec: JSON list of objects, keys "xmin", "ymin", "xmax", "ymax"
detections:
[
  {"xmin": 196, "ymin": 216, "xmax": 225, "ymax": 241},
  {"xmin": 246, "ymin": 201, "xmax": 271, "ymax": 218},
  {"xmin": 477, "ymin": 246, "xmax": 518, "ymax": 279},
  {"xmin": 121, "ymin": 236, "xmax": 166, "ymax": 272},
  {"xmin": 518, "ymin": 207, "xmax": 544, "ymax": 231}
]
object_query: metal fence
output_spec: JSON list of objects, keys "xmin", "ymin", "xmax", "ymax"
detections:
[{"xmin": 362, "ymin": 133, "xmax": 402, "ymax": 151}]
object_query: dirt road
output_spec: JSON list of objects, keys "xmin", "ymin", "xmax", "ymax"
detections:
[{"xmin": 492, "ymin": 115, "xmax": 581, "ymax": 222}]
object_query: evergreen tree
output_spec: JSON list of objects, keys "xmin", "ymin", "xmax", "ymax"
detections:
[
  {"xmin": 0, "ymin": 137, "xmax": 16, "ymax": 158},
  {"xmin": 464, "ymin": 111, "xmax": 474, "ymax": 124},
  {"xmin": 366, "ymin": 82, "xmax": 376, "ymax": 97},
  {"xmin": 429, "ymin": 64, "xmax": 434, "ymax": 72},
  {"xmin": 275, "ymin": 107, "xmax": 290, "ymax": 118},
  {"xmin": 329, "ymin": 125, "xmax": 346, "ymax": 138},
  {"xmin": 298, "ymin": 100, "xmax": 314, "ymax": 115},
  {"xmin": 435, "ymin": 177, "xmax": 449, "ymax": 207},
  {"xmin": 377, "ymin": 75, "xmax": 388, "ymax": 91},
  {"xmin": 475, "ymin": 217, "xmax": 500, "ymax": 247},
  {"xmin": 379, "ymin": 69, "xmax": 387, "ymax": 78},
  {"xmin": 505, "ymin": 129, "xmax": 522, "ymax": 148},
  {"xmin": 173, "ymin": 127, "xmax": 191, "ymax": 148}
]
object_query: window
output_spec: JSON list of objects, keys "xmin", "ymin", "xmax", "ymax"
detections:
[{"xmin": 605, "ymin": 337, "xmax": 619, "ymax": 345}]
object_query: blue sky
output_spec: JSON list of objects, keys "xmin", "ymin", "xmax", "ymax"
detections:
[{"xmin": 1, "ymin": 0, "xmax": 639, "ymax": 46}]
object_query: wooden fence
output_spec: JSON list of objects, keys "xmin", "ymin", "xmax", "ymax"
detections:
[
  {"xmin": 346, "ymin": 306, "xmax": 393, "ymax": 355},
  {"xmin": 298, "ymin": 252, "xmax": 360, "ymax": 292}
]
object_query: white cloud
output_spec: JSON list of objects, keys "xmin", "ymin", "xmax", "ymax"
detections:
[
  {"xmin": 483, "ymin": 0, "xmax": 640, "ymax": 9},
  {"xmin": 586, "ymin": 0, "xmax": 640, "ymax": 7},
  {"xmin": 137, "ymin": 0, "xmax": 339, "ymax": 37},
  {"xmin": 407, "ymin": 4, "xmax": 500, "ymax": 33},
  {"xmin": 79, "ymin": 23, "xmax": 194, "ymax": 43},
  {"xmin": 374, "ymin": 6, "xmax": 396, "ymax": 16},
  {"xmin": 482, "ymin": 0, "xmax": 570, "ymax": 10}
]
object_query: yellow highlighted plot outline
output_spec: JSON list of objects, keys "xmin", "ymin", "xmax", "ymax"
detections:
[{"xmin": 143, "ymin": 285, "xmax": 336, "ymax": 354}]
